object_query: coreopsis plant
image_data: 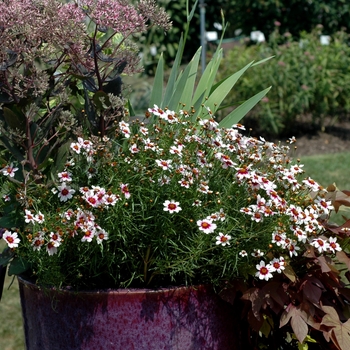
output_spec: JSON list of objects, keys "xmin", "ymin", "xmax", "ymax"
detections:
[
  {"xmin": 2, "ymin": 107, "xmax": 350, "ymax": 348},
  {"xmin": 0, "ymin": 105, "xmax": 342, "ymax": 287}
]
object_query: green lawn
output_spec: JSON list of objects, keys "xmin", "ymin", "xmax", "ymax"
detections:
[
  {"xmin": 0, "ymin": 243, "xmax": 24, "ymax": 350},
  {"xmin": 300, "ymin": 151, "xmax": 350, "ymax": 224},
  {"xmin": 0, "ymin": 152, "xmax": 349, "ymax": 350},
  {"xmin": 300, "ymin": 152, "xmax": 350, "ymax": 191}
]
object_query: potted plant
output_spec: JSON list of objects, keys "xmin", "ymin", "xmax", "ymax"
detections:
[{"xmin": 1, "ymin": 1, "xmax": 350, "ymax": 349}]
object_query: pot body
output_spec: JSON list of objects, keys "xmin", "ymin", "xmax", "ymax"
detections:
[{"xmin": 18, "ymin": 277, "xmax": 239, "ymax": 350}]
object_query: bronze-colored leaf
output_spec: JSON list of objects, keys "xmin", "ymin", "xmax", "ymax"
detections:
[
  {"xmin": 283, "ymin": 264, "xmax": 297, "ymax": 282},
  {"xmin": 321, "ymin": 305, "xmax": 350, "ymax": 350},
  {"xmin": 336, "ymin": 251, "xmax": 350, "ymax": 270}
]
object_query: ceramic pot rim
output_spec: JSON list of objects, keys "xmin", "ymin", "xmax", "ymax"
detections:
[{"xmin": 17, "ymin": 276, "xmax": 211, "ymax": 296}]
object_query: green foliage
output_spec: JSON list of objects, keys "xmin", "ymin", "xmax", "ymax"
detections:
[
  {"xmin": 226, "ymin": 0, "xmax": 350, "ymax": 41},
  {"xmin": 218, "ymin": 27, "xmax": 350, "ymax": 135}
]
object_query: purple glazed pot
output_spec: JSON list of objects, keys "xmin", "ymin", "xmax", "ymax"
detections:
[{"xmin": 18, "ymin": 277, "xmax": 240, "ymax": 350}]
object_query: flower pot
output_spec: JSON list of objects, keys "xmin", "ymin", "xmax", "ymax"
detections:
[{"xmin": 18, "ymin": 277, "xmax": 239, "ymax": 350}]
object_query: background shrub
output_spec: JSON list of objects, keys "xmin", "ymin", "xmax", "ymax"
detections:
[
  {"xmin": 136, "ymin": 0, "xmax": 350, "ymax": 75},
  {"xmin": 217, "ymin": 26, "xmax": 350, "ymax": 136}
]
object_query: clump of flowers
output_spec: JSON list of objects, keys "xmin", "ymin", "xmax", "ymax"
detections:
[{"xmin": 0, "ymin": 106, "xmax": 343, "ymax": 292}]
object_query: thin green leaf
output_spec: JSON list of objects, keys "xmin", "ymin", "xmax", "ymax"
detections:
[
  {"xmin": 187, "ymin": 0, "xmax": 198, "ymax": 22},
  {"xmin": 192, "ymin": 48, "xmax": 223, "ymax": 106},
  {"xmin": 149, "ymin": 53, "xmax": 164, "ymax": 107},
  {"xmin": 162, "ymin": 34, "xmax": 184, "ymax": 107},
  {"xmin": 127, "ymin": 99, "xmax": 136, "ymax": 117},
  {"xmin": 219, "ymin": 87, "xmax": 271, "ymax": 128},
  {"xmin": 251, "ymin": 55, "xmax": 275, "ymax": 67},
  {"xmin": 205, "ymin": 61, "xmax": 255, "ymax": 114},
  {"xmin": 171, "ymin": 48, "xmax": 201, "ymax": 110}
]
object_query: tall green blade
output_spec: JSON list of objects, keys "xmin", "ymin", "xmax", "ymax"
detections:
[
  {"xmin": 192, "ymin": 48, "xmax": 223, "ymax": 105},
  {"xmin": 175, "ymin": 48, "xmax": 201, "ymax": 110},
  {"xmin": 149, "ymin": 53, "xmax": 164, "ymax": 107},
  {"xmin": 219, "ymin": 87, "xmax": 271, "ymax": 128},
  {"xmin": 167, "ymin": 50, "xmax": 200, "ymax": 111},
  {"xmin": 162, "ymin": 34, "xmax": 184, "ymax": 107},
  {"xmin": 205, "ymin": 61, "xmax": 255, "ymax": 114}
]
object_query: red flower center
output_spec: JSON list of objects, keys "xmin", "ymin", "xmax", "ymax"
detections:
[{"xmin": 260, "ymin": 267, "xmax": 268, "ymax": 275}]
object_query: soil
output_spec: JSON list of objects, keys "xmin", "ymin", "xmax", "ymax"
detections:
[{"xmin": 249, "ymin": 116, "xmax": 350, "ymax": 157}]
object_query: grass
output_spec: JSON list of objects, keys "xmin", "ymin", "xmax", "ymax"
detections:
[
  {"xmin": 300, "ymin": 151, "xmax": 350, "ymax": 224},
  {"xmin": 0, "ymin": 242, "xmax": 25, "ymax": 350},
  {"xmin": 0, "ymin": 152, "xmax": 348, "ymax": 350}
]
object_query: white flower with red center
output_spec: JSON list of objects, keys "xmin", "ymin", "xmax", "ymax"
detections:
[
  {"xmin": 24, "ymin": 209, "xmax": 36, "ymax": 224},
  {"xmin": 46, "ymin": 242, "xmax": 58, "ymax": 256},
  {"xmin": 143, "ymin": 138, "xmax": 157, "ymax": 151},
  {"xmin": 314, "ymin": 196, "xmax": 334, "ymax": 215},
  {"xmin": 215, "ymin": 152, "xmax": 235, "ymax": 169},
  {"xmin": 178, "ymin": 179, "xmax": 190, "ymax": 188},
  {"xmin": 192, "ymin": 199, "xmax": 202, "ymax": 207},
  {"xmin": 291, "ymin": 227, "xmax": 307, "ymax": 243},
  {"xmin": 1, "ymin": 163, "xmax": 19, "ymax": 177},
  {"xmin": 148, "ymin": 104, "xmax": 167, "ymax": 117},
  {"xmin": 240, "ymin": 207, "xmax": 253, "ymax": 215},
  {"xmin": 217, "ymin": 209, "xmax": 226, "ymax": 221},
  {"xmin": 81, "ymin": 226, "xmax": 96, "ymax": 243},
  {"xmin": 328, "ymin": 237, "xmax": 341, "ymax": 253},
  {"xmin": 215, "ymin": 232, "xmax": 231, "ymax": 246},
  {"xmin": 49, "ymin": 232, "xmax": 62, "ymax": 247},
  {"xmin": 290, "ymin": 164, "xmax": 304, "ymax": 174},
  {"xmin": 310, "ymin": 238, "xmax": 329, "ymax": 253},
  {"xmin": 233, "ymin": 123, "xmax": 246, "ymax": 130},
  {"xmin": 259, "ymin": 176, "xmax": 277, "ymax": 191},
  {"xmin": 104, "ymin": 193, "xmax": 119, "ymax": 206},
  {"xmin": 119, "ymin": 121, "xmax": 131, "ymax": 138},
  {"xmin": 2, "ymin": 230, "xmax": 20, "ymax": 248},
  {"xmin": 163, "ymin": 200, "xmax": 182, "ymax": 214},
  {"xmin": 198, "ymin": 182, "xmax": 211, "ymax": 194},
  {"xmin": 170, "ymin": 145, "xmax": 183, "ymax": 157},
  {"xmin": 84, "ymin": 191, "xmax": 99, "ymax": 207},
  {"xmin": 255, "ymin": 261, "xmax": 273, "ymax": 281},
  {"xmin": 286, "ymin": 205, "xmax": 303, "ymax": 221},
  {"xmin": 251, "ymin": 211, "xmax": 263, "ymax": 223},
  {"xmin": 287, "ymin": 242, "xmax": 300, "ymax": 257},
  {"xmin": 139, "ymin": 126, "xmax": 148, "ymax": 136},
  {"xmin": 266, "ymin": 189, "xmax": 282, "ymax": 205},
  {"xmin": 96, "ymin": 227, "xmax": 109, "ymax": 244},
  {"xmin": 34, "ymin": 211, "xmax": 45, "ymax": 224},
  {"xmin": 239, "ymin": 250, "xmax": 248, "ymax": 257},
  {"xmin": 270, "ymin": 257, "xmax": 285, "ymax": 273},
  {"xmin": 252, "ymin": 249, "xmax": 264, "ymax": 258},
  {"xmin": 120, "ymin": 184, "xmax": 130, "ymax": 199},
  {"xmin": 92, "ymin": 186, "xmax": 106, "ymax": 205},
  {"xmin": 57, "ymin": 183, "xmax": 75, "ymax": 202},
  {"xmin": 130, "ymin": 143, "xmax": 140, "ymax": 154},
  {"xmin": 70, "ymin": 142, "xmax": 82, "ymax": 154},
  {"xmin": 156, "ymin": 159, "xmax": 172, "ymax": 171},
  {"xmin": 197, "ymin": 219, "xmax": 217, "ymax": 234},
  {"xmin": 32, "ymin": 234, "xmax": 45, "ymax": 251},
  {"xmin": 235, "ymin": 166, "xmax": 252, "ymax": 180},
  {"xmin": 302, "ymin": 177, "xmax": 321, "ymax": 192},
  {"xmin": 161, "ymin": 110, "xmax": 178, "ymax": 123},
  {"xmin": 2, "ymin": 194, "xmax": 10, "ymax": 202},
  {"xmin": 64, "ymin": 209, "xmax": 75, "ymax": 220},
  {"xmin": 58, "ymin": 171, "xmax": 73, "ymax": 182},
  {"xmin": 78, "ymin": 138, "xmax": 93, "ymax": 151},
  {"xmin": 271, "ymin": 232, "xmax": 286, "ymax": 247},
  {"xmin": 158, "ymin": 176, "xmax": 171, "ymax": 186}
]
